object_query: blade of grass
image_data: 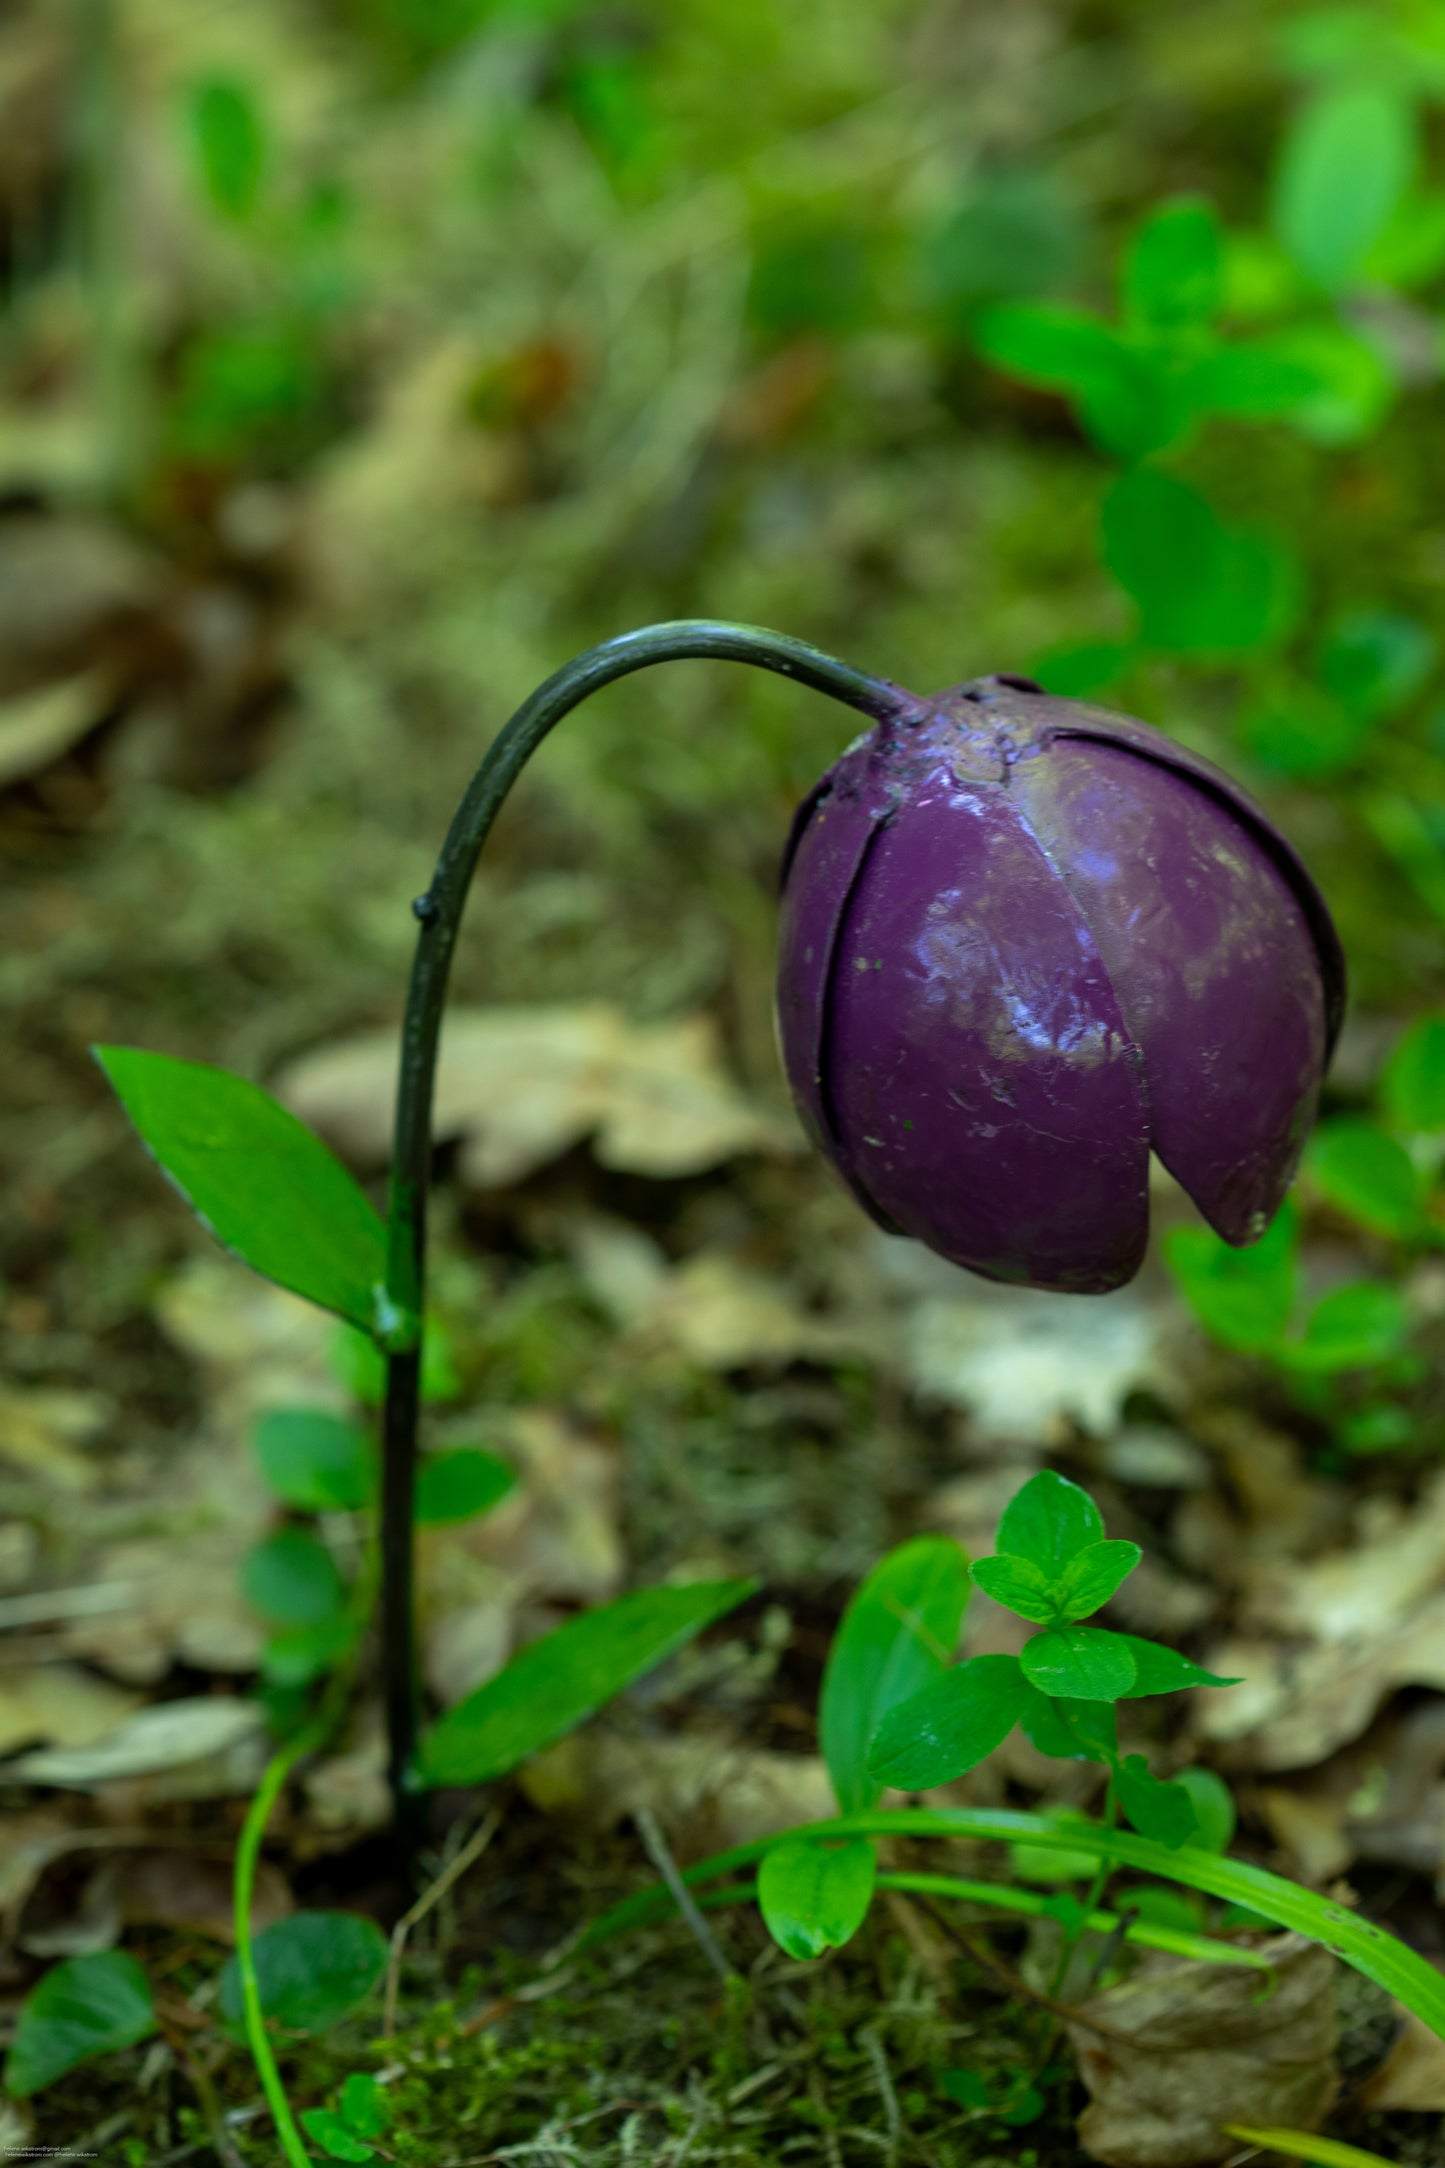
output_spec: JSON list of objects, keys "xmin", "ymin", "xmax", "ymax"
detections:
[{"xmin": 577, "ymin": 1806, "xmax": 1445, "ymax": 2036}]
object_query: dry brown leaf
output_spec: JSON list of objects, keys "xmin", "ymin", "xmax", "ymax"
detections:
[
  {"xmin": 1066, "ymin": 1932, "xmax": 1337, "ymax": 2166},
  {"xmin": 60, "ymin": 1530, "xmax": 267, "ymax": 1683},
  {"xmin": 0, "ymin": 1666, "xmax": 140, "ymax": 1757},
  {"xmin": 1359, "ymin": 2002, "xmax": 1445, "ymax": 2110},
  {"xmin": 0, "ymin": 1383, "xmax": 110, "ymax": 1490},
  {"xmin": 1092, "ymin": 1426, "xmax": 1212, "ymax": 1490},
  {"xmin": 1241, "ymin": 1469, "xmax": 1445, "ymax": 1640},
  {"xmin": 8, "ymin": 1696, "xmax": 266, "ymax": 1799},
  {"xmin": 275, "ymin": 1003, "xmax": 798, "ymax": 1187},
  {"xmin": 1250, "ymin": 1697, "xmax": 1445, "ymax": 1886},
  {"xmin": 453, "ymin": 1407, "xmax": 624, "ymax": 1607},
  {"xmin": 420, "ymin": 1410, "xmax": 623, "ymax": 1702},
  {"xmin": 155, "ymin": 1257, "xmax": 344, "ymax": 1426},
  {"xmin": 303, "ymin": 1711, "xmax": 390, "ymax": 1842},
  {"xmin": 1197, "ymin": 1592, "xmax": 1445, "ymax": 1771},
  {"xmin": 520, "ymin": 1729, "xmax": 839, "ymax": 1860},
  {"xmin": 422, "ymin": 1580, "xmax": 516, "ymax": 1708},
  {"xmin": 117, "ymin": 1849, "xmax": 293, "ymax": 1942},
  {"xmin": 900, "ymin": 1277, "xmax": 1170, "ymax": 1442},
  {"xmin": 0, "ymin": 514, "xmax": 156, "ymax": 696},
  {"xmin": 18, "ymin": 1862, "xmax": 121, "ymax": 1959},
  {"xmin": 0, "ymin": 673, "xmax": 114, "ymax": 787},
  {"xmin": 621, "ymin": 1252, "xmax": 863, "ymax": 1372},
  {"xmin": 304, "ymin": 337, "xmax": 523, "ymax": 608},
  {"xmin": 1256, "ymin": 1783, "xmax": 1354, "ymax": 1884},
  {"xmin": 564, "ymin": 1212, "xmax": 669, "ymax": 1326},
  {"xmin": 0, "ymin": 1812, "xmax": 85, "ymax": 1934},
  {"xmin": 1173, "ymin": 1414, "xmax": 1345, "ymax": 1586}
]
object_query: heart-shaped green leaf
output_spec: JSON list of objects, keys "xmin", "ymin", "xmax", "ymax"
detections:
[
  {"xmin": 1018, "ymin": 1685, "xmax": 1117, "ymax": 1764},
  {"xmin": 757, "ymin": 1836, "xmax": 876, "ymax": 1959},
  {"xmin": 242, "ymin": 1528, "xmax": 345, "ymax": 1627},
  {"xmin": 415, "ymin": 1448, "xmax": 516, "ymax": 1527},
  {"xmin": 3, "ymin": 1952, "xmax": 156, "ymax": 2096},
  {"xmin": 996, "ymin": 1471, "xmax": 1103, "ymax": 1578},
  {"xmin": 253, "ymin": 1408, "xmax": 375, "ymax": 1511},
  {"xmin": 219, "ymin": 1912, "xmax": 387, "ymax": 2034},
  {"xmin": 1116, "ymin": 1754, "xmax": 1198, "ymax": 1848},
  {"xmin": 1052, "ymin": 1540, "xmax": 1142, "ymax": 1622}
]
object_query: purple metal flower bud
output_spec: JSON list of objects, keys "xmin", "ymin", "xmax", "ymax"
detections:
[{"xmin": 776, "ymin": 676, "xmax": 1344, "ymax": 1294}]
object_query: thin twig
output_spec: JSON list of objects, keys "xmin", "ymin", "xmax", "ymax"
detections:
[
  {"xmin": 859, "ymin": 2026, "xmax": 901, "ymax": 2168},
  {"xmin": 384, "ymin": 1805, "xmax": 505, "ymax": 2034},
  {"xmin": 634, "ymin": 1806, "xmax": 736, "ymax": 1983}
]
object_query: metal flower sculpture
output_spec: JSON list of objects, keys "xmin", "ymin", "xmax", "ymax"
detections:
[{"xmin": 778, "ymin": 673, "xmax": 1344, "ymax": 1293}]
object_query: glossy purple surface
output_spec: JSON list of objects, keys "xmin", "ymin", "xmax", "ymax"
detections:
[
  {"xmin": 776, "ymin": 679, "xmax": 1343, "ymax": 1292},
  {"xmin": 1013, "ymin": 734, "xmax": 1327, "ymax": 1242}
]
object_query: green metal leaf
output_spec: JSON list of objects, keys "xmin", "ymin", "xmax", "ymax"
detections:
[
  {"xmin": 757, "ymin": 1836, "xmax": 876, "ymax": 1959},
  {"xmin": 866, "ymin": 1654, "xmax": 1027, "ymax": 1791},
  {"xmin": 94, "ymin": 1048, "xmax": 388, "ymax": 1337},
  {"xmin": 819, "ymin": 1535, "xmax": 971, "ymax": 1814},
  {"xmin": 420, "ymin": 1578, "xmax": 756, "ymax": 1788},
  {"xmin": 3, "ymin": 1951, "xmax": 156, "ymax": 2096}
]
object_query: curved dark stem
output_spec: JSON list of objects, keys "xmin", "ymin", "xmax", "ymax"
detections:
[{"xmin": 380, "ymin": 620, "xmax": 912, "ymax": 1873}]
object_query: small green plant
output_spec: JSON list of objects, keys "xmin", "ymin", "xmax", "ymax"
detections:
[
  {"xmin": 1168, "ymin": 1008, "xmax": 1445, "ymax": 1453},
  {"xmin": 303, "ymin": 2073, "xmax": 393, "ymax": 2164},
  {"xmin": 585, "ymin": 1470, "xmax": 1445, "ymax": 2076}
]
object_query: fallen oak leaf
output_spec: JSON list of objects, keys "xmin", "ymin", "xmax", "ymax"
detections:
[
  {"xmin": 275, "ymin": 1002, "xmax": 799, "ymax": 1187},
  {"xmin": 1065, "ymin": 1932, "xmax": 1337, "ymax": 2166},
  {"xmin": 1358, "ymin": 1999, "xmax": 1445, "ymax": 2111}
]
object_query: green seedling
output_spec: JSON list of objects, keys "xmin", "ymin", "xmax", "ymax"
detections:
[
  {"xmin": 303, "ymin": 2073, "xmax": 392, "ymax": 2163},
  {"xmin": 584, "ymin": 1471, "xmax": 1445, "ymax": 2056},
  {"xmin": 1168, "ymin": 1009, "xmax": 1445, "ymax": 1457}
]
